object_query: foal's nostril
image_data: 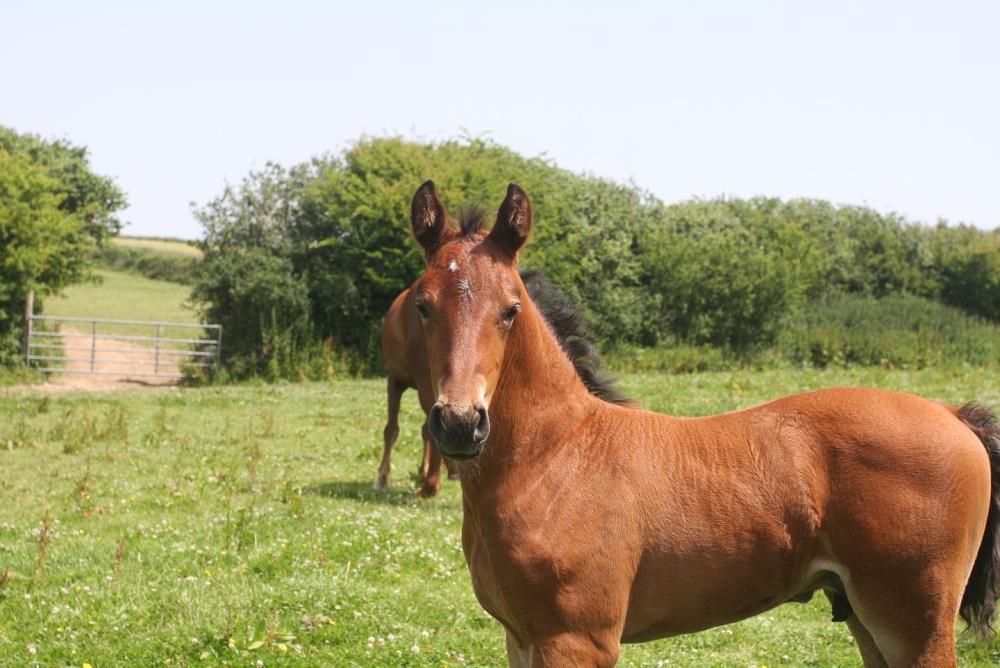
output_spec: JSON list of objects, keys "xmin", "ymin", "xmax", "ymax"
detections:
[
  {"xmin": 429, "ymin": 403, "xmax": 444, "ymax": 434},
  {"xmin": 474, "ymin": 406, "xmax": 490, "ymax": 443}
]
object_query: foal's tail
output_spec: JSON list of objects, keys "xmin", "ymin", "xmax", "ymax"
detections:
[{"xmin": 956, "ymin": 402, "xmax": 1000, "ymax": 638}]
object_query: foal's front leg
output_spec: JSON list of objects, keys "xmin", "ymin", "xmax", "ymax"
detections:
[{"xmin": 505, "ymin": 630, "xmax": 620, "ymax": 668}]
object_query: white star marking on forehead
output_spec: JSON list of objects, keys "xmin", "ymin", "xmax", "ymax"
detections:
[{"xmin": 448, "ymin": 260, "xmax": 458, "ymax": 272}]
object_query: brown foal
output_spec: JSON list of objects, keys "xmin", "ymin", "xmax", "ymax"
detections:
[
  {"xmin": 407, "ymin": 180, "xmax": 1000, "ymax": 667},
  {"xmin": 377, "ymin": 283, "xmax": 452, "ymax": 497},
  {"xmin": 378, "ymin": 208, "xmax": 507, "ymax": 497},
  {"xmin": 377, "ymin": 256, "xmax": 623, "ymax": 497}
]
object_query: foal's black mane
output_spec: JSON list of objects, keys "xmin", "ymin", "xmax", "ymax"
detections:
[
  {"xmin": 520, "ymin": 270, "xmax": 630, "ymax": 406},
  {"xmin": 451, "ymin": 203, "xmax": 628, "ymax": 405},
  {"xmin": 456, "ymin": 205, "xmax": 489, "ymax": 236}
]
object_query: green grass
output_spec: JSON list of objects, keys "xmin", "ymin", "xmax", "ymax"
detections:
[
  {"xmin": 42, "ymin": 269, "xmax": 199, "ymax": 339},
  {"xmin": 0, "ymin": 365, "xmax": 37, "ymax": 387},
  {"xmin": 46, "ymin": 269, "xmax": 196, "ymax": 324},
  {"xmin": 112, "ymin": 237, "xmax": 202, "ymax": 259},
  {"xmin": 2, "ymin": 367, "xmax": 999, "ymax": 666}
]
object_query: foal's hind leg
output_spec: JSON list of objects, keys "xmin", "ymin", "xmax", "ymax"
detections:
[
  {"xmin": 840, "ymin": 569, "xmax": 962, "ymax": 667},
  {"xmin": 375, "ymin": 378, "xmax": 404, "ymax": 490},
  {"xmin": 823, "ymin": 591, "xmax": 889, "ymax": 668},
  {"xmin": 845, "ymin": 615, "xmax": 888, "ymax": 668},
  {"xmin": 823, "ymin": 592, "xmax": 887, "ymax": 668}
]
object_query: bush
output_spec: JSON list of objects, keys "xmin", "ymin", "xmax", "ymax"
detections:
[
  {"xmin": 295, "ymin": 136, "xmax": 660, "ymax": 363},
  {"xmin": 930, "ymin": 224, "xmax": 1000, "ymax": 322},
  {"xmin": 191, "ymin": 248, "xmax": 313, "ymax": 378},
  {"xmin": 777, "ymin": 292, "xmax": 1000, "ymax": 368},
  {"xmin": 190, "ymin": 136, "xmax": 1000, "ymax": 378},
  {"xmin": 638, "ymin": 199, "xmax": 823, "ymax": 352},
  {"xmin": 193, "ymin": 137, "xmax": 657, "ymax": 376}
]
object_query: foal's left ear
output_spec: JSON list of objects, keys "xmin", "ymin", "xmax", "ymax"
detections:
[
  {"xmin": 488, "ymin": 183, "xmax": 532, "ymax": 259},
  {"xmin": 411, "ymin": 180, "xmax": 451, "ymax": 256}
]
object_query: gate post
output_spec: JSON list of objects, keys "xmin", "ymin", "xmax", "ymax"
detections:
[
  {"xmin": 211, "ymin": 325, "xmax": 223, "ymax": 380},
  {"xmin": 155, "ymin": 323, "xmax": 161, "ymax": 375},
  {"xmin": 216, "ymin": 325, "xmax": 223, "ymax": 369},
  {"xmin": 22, "ymin": 290, "xmax": 34, "ymax": 364},
  {"xmin": 90, "ymin": 321, "xmax": 97, "ymax": 372}
]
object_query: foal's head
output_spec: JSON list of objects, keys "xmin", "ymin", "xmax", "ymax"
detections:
[{"xmin": 409, "ymin": 180, "xmax": 532, "ymax": 460}]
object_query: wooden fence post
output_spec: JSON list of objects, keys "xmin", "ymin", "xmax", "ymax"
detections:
[{"xmin": 22, "ymin": 290, "xmax": 34, "ymax": 364}]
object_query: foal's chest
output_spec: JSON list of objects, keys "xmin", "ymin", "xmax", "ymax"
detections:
[{"xmin": 461, "ymin": 489, "xmax": 633, "ymax": 642}]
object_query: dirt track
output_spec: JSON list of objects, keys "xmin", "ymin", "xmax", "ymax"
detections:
[{"xmin": 15, "ymin": 327, "xmax": 181, "ymax": 394}]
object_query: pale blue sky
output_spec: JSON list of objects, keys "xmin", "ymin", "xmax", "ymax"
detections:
[{"xmin": 4, "ymin": 1, "xmax": 998, "ymax": 238}]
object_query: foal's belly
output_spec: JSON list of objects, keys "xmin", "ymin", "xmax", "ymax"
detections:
[{"xmin": 620, "ymin": 532, "xmax": 818, "ymax": 641}]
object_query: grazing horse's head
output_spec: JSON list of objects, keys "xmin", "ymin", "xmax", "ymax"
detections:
[{"xmin": 409, "ymin": 180, "xmax": 532, "ymax": 460}]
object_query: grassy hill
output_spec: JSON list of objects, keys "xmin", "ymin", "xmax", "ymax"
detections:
[
  {"xmin": 45, "ymin": 269, "xmax": 196, "ymax": 324},
  {"xmin": 40, "ymin": 269, "xmax": 200, "ymax": 343}
]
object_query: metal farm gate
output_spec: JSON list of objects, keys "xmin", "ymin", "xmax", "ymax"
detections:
[{"xmin": 25, "ymin": 314, "xmax": 222, "ymax": 380}]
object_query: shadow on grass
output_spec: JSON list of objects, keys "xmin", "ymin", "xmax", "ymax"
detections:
[{"xmin": 304, "ymin": 479, "xmax": 420, "ymax": 506}]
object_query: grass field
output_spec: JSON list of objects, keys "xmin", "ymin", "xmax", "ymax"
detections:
[
  {"xmin": 2, "ymin": 367, "xmax": 999, "ymax": 666},
  {"xmin": 112, "ymin": 237, "xmax": 202, "ymax": 259},
  {"xmin": 46, "ymin": 269, "xmax": 196, "ymax": 325},
  {"xmin": 41, "ymin": 268, "xmax": 200, "ymax": 342}
]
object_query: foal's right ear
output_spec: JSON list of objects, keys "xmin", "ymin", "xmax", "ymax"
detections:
[
  {"xmin": 411, "ymin": 180, "xmax": 451, "ymax": 255},
  {"xmin": 488, "ymin": 183, "xmax": 532, "ymax": 259}
]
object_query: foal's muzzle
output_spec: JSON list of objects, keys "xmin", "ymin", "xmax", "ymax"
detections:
[{"xmin": 428, "ymin": 401, "xmax": 490, "ymax": 460}]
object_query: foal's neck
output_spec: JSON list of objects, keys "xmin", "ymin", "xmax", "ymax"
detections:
[{"xmin": 464, "ymin": 299, "xmax": 598, "ymax": 486}]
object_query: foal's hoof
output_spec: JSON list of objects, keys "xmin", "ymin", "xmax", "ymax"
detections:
[
  {"xmin": 373, "ymin": 476, "xmax": 389, "ymax": 491},
  {"xmin": 417, "ymin": 483, "xmax": 440, "ymax": 499}
]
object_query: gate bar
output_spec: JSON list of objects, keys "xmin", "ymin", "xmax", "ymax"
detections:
[{"xmin": 31, "ymin": 314, "xmax": 220, "ymax": 330}]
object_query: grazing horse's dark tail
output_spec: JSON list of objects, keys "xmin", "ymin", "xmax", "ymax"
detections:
[{"xmin": 956, "ymin": 402, "xmax": 1000, "ymax": 638}]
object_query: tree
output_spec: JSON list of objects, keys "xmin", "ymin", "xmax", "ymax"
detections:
[
  {"xmin": 0, "ymin": 128, "xmax": 127, "ymax": 366},
  {"xmin": 931, "ymin": 224, "xmax": 1000, "ymax": 322},
  {"xmin": 0, "ymin": 151, "xmax": 88, "ymax": 363},
  {"xmin": 0, "ymin": 127, "xmax": 126, "ymax": 245},
  {"xmin": 192, "ymin": 162, "xmax": 319, "ymax": 375}
]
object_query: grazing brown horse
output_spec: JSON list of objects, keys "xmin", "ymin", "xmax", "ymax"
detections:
[
  {"xmin": 378, "ymin": 215, "xmax": 625, "ymax": 497},
  {"xmin": 407, "ymin": 180, "xmax": 1000, "ymax": 667}
]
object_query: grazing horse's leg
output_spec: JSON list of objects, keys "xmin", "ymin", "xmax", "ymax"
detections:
[
  {"xmin": 374, "ymin": 378, "xmax": 404, "ymax": 490},
  {"xmin": 417, "ymin": 421, "xmax": 444, "ymax": 497},
  {"xmin": 417, "ymin": 387, "xmax": 443, "ymax": 498}
]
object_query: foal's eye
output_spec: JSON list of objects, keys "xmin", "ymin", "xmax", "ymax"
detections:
[
  {"xmin": 501, "ymin": 303, "xmax": 521, "ymax": 324},
  {"xmin": 415, "ymin": 302, "xmax": 430, "ymax": 320}
]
